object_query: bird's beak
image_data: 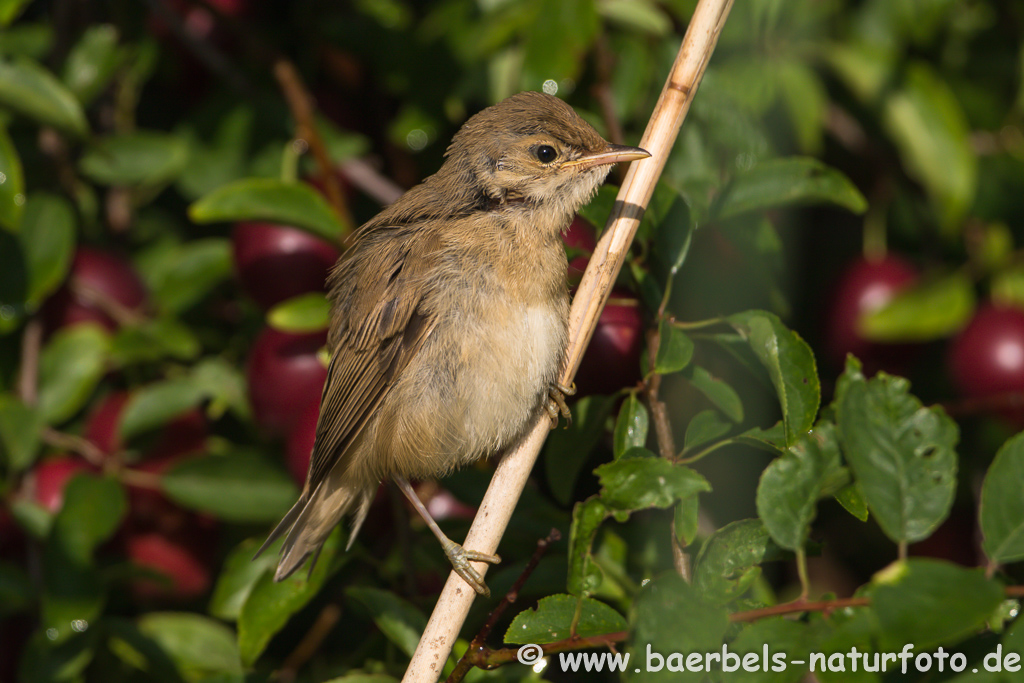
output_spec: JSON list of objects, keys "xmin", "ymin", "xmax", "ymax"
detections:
[{"xmin": 562, "ymin": 143, "xmax": 651, "ymax": 170}]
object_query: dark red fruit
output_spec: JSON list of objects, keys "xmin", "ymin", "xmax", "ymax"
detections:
[
  {"xmin": 949, "ymin": 304, "xmax": 1024, "ymax": 424},
  {"xmin": 286, "ymin": 397, "xmax": 320, "ymax": 485},
  {"xmin": 575, "ymin": 291, "xmax": 644, "ymax": 396},
  {"xmin": 565, "ymin": 215, "xmax": 597, "ymax": 283},
  {"xmin": 42, "ymin": 247, "xmax": 148, "ymax": 332},
  {"xmin": 246, "ymin": 327, "xmax": 329, "ymax": 436},
  {"xmin": 31, "ymin": 456, "xmax": 97, "ymax": 513},
  {"xmin": 824, "ymin": 255, "xmax": 919, "ymax": 374},
  {"xmin": 231, "ymin": 222, "xmax": 340, "ymax": 310},
  {"xmin": 126, "ymin": 532, "xmax": 212, "ymax": 600}
]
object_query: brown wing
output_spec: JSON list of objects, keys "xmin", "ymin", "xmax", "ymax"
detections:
[{"xmin": 304, "ymin": 229, "xmax": 438, "ymax": 492}]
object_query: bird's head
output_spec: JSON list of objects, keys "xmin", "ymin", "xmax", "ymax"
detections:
[{"xmin": 442, "ymin": 92, "xmax": 649, "ymax": 219}]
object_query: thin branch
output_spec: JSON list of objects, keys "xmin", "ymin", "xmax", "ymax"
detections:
[
  {"xmin": 339, "ymin": 158, "xmax": 405, "ymax": 206},
  {"xmin": 277, "ymin": 603, "xmax": 342, "ymax": 683},
  {"xmin": 475, "ymin": 631, "xmax": 628, "ymax": 669},
  {"xmin": 17, "ymin": 319, "xmax": 42, "ymax": 407},
  {"xmin": 272, "ymin": 59, "xmax": 354, "ymax": 236},
  {"xmin": 41, "ymin": 428, "xmax": 107, "ymax": 468},
  {"xmin": 402, "ymin": 2, "xmax": 735, "ymax": 680},
  {"xmin": 729, "ymin": 597, "xmax": 871, "ymax": 623},
  {"xmin": 446, "ymin": 529, "xmax": 561, "ymax": 683}
]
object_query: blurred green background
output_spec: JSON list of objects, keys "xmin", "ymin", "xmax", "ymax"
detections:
[{"xmin": 2, "ymin": 0, "xmax": 1024, "ymax": 681}]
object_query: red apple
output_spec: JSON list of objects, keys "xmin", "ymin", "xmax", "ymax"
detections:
[
  {"xmin": 824, "ymin": 255, "xmax": 919, "ymax": 374},
  {"xmin": 575, "ymin": 290, "xmax": 645, "ymax": 396},
  {"xmin": 948, "ymin": 303, "xmax": 1024, "ymax": 424},
  {"xmin": 246, "ymin": 327, "xmax": 329, "ymax": 436},
  {"xmin": 231, "ymin": 222, "xmax": 340, "ymax": 310},
  {"xmin": 125, "ymin": 532, "xmax": 211, "ymax": 600},
  {"xmin": 30, "ymin": 456, "xmax": 98, "ymax": 513},
  {"xmin": 42, "ymin": 247, "xmax": 148, "ymax": 333},
  {"xmin": 286, "ymin": 396, "xmax": 320, "ymax": 485}
]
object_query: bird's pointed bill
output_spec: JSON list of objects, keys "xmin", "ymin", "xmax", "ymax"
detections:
[{"xmin": 562, "ymin": 144, "xmax": 651, "ymax": 170}]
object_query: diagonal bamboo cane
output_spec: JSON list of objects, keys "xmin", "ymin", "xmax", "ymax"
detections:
[{"xmin": 402, "ymin": 1, "xmax": 735, "ymax": 679}]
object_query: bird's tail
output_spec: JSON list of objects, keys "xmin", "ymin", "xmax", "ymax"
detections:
[{"xmin": 255, "ymin": 478, "xmax": 374, "ymax": 582}]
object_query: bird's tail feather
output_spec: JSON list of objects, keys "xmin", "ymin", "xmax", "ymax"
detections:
[{"xmin": 264, "ymin": 480, "xmax": 374, "ymax": 582}]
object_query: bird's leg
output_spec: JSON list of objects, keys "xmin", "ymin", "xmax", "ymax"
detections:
[
  {"xmin": 545, "ymin": 381, "xmax": 576, "ymax": 427},
  {"xmin": 394, "ymin": 475, "xmax": 500, "ymax": 597}
]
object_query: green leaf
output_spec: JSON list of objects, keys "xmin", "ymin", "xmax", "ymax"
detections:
[
  {"xmin": 0, "ymin": 124, "xmax": 25, "ymax": 231},
  {"xmin": 208, "ymin": 538, "xmax": 277, "ymax": 622},
  {"xmin": 104, "ymin": 618, "xmax": 184, "ymax": 683},
  {"xmin": 599, "ymin": 0, "xmax": 671, "ymax": 35},
  {"xmin": 650, "ymin": 192, "xmax": 694, "ymax": 283},
  {"xmin": 506, "ymin": 594, "xmax": 626, "ymax": 645},
  {"xmin": 729, "ymin": 618, "xmax": 812, "ymax": 683},
  {"xmin": 62, "ymin": 24, "xmax": 124, "ymax": 106},
  {"xmin": 756, "ymin": 423, "xmax": 844, "ymax": 551},
  {"xmin": 51, "ymin": 475, "xmax": 125, "ymax": 561},
  {"xmin": 576, "ymin": 184, "xmax": 619, "ymax": 234},
  {"xmin": 777, "ymin": 60, "xmax": 827, "ymax": 154},
  {"xmin": 520, "ymin": 0, "xmax": 598, "ymax": 88},
  {"xmin": 654, "ymin": 320, "xmax": 694, "ymax": 374},
  {"xmin": 871, "ymin": 559, "xmax": 1003, "ymax": 650},
  {"xmin": 137, "ymin": 612, "xmax": 242, "ymax": 682},
  {"xmin": 80, "ymin": 131, "xmax": 189, "ymax": 186},
  {"xmin": 118, "ymin": 377, "xmax": 208, "ymax": 441},
  {"xmin": 714, "ymin": 157, "xmax": 867, "ymax": 220},
  {"xmin": 683, "ymin": 409, "xmax": 731, "ymax": 451},
  {"xmin": 544, "ymin": 394, "xmax": 616, "ymax": 506},
  {"xmin": 109, "ymin": 317, "xmax": 201, "ymax": 366},
  {"xmin": 190, "ymin": 178, "xmax": 347, "ymax": 242},
  {"xmin": 684, "ymin": 365, "xmax": 743, "ymax": 422},
  {"xmin": 627, "ymin": 574, "xmax": 729, "ymax": 682},
  {"xmin": 567, "ymin": 497, "xmax": 609, "ymax": 596},
  {"xmin": 728, "ymin": 310, "xmax": 819, "ymax": 446},
  {"xmin": 0, "ymin": 392, "xmax": 42, "ymax": 471},
  {"xmin": 37, "ymin": 324, "xmax": 110, "ymax": 424},
  {"xmin": 597, "ymin": 453, "xmax": 710, "ymax": 511},
  {"xmin": 735, "ymin": 422, "xmax": 786, "ymax": 454},
  {"xmin": 19, "ymin": 630, "xmax": 97, "ymax": 683},
  {"xmin": 836, "ymin": 370, "xmax": 958, "ymax": 544},
  {"xmin": 0, "ymin": 561, "xmax": 32, "ymax": 616},
  {"xmin": 883, "ymin": 63, "xmax": 976, "ymax": 232},
  {"xmin": 42, "ymin": 476, "xmax": 125, "ymax": 642},
  {"xmin": 18, "ymin": 192, "xmax": 75, "ymax": 307},
  {"xmin": 268, "ymin": 292, "xmax": 330, "ymax": 333},
  {"xmin": 145, "ymin": 238, "xmax": 232, "ymax": 314},
  {"xmin": 0, "ymin": 0, "xmax": 34, "ymax": 26},
  {"xmin": 190, "ymin": 357, "xmax": 251, "ymax": 421},
  {"xmin": 613, "ymin": 393, "xmax": 648, "ymax": 459},
  {"xmin": 0, "ymin": 57, "xmax": 88, "ymax": 137},
  {"xmin": 860, "ymin": 272, "xmax": 975, "ymax": 342},
  {"xmin": 674, "ymin": 494, "xmax": 700, "ymax": 546},
  {"xmin": 238, "ymin": 527, "xmax": 345, "ymax": 666},
  {"xmin": 693, "ymin": 519, "xmax": 777, "ymax": 605},
  {"xmin": 834, "ymin": 481, "xmax": 869, "ymax": 522},
  {"xmin": 980, "ymin": 431, "xmax": 1024, "ymax": 564},
  {"xmin": 346, "ymin": 587, "xmax": 426, "ymax": 659},
  {"xmin": 161, "ymin": 450, "xmax": 297, "ymax": 523}
]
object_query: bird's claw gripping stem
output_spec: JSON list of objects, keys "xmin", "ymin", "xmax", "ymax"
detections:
[
  {"xmin": 545, "ymin": 381, "xmax": 576, "ymax": 427},
  {"xmin": 441, "ymin": 537, "xmax": 501, "ymax": 597}
]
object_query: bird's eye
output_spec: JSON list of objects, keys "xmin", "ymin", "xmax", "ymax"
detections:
[{"xmin": 534, "ymin": 145, "xmax": 557, "ymax": 163}]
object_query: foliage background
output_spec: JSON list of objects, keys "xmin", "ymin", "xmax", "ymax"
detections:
[{"xmin": 2, "ymin": 0, "xmax": 1024, "ymax": 681}]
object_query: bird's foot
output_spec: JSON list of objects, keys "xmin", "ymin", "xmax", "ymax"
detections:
[
  {"xmin": 441, "ymin": 537, "xmax": 501, "ymax": 597},
  {"xmin": 545, "ymin": 381, "xmax": 576, "ymax": 427}
]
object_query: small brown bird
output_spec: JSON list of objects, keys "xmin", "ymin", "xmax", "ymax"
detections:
[{"xmin": 258, "ymin": 91, "xmax": 649, "ymax": 595}]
